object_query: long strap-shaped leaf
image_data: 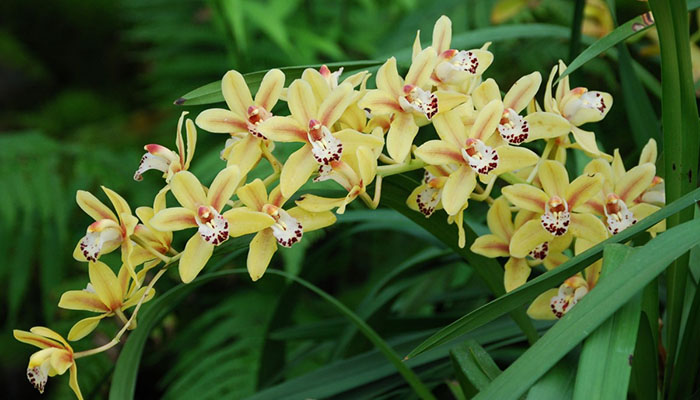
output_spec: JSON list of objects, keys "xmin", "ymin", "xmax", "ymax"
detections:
[
  {"xmin": 381, "ymin": 175, "xmax": 540, "ymax": 345},
  {"xmin": 473, "ymin": 218, "xmax": 700, "ymax": 400},
  {"xmin": 557, "ymin": 0, "xmax": 700, "ymax": 83},
  {"xmin": 406, "ymin": 185, "xmax": 700, "ymax": 359},
  {"xmin": 110, "ymin": 268, "xmax": 435, "ymax": 400}
]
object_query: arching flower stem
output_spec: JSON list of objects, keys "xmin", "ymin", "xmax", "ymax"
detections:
[
  {"xmin": 526, "ymin": 139, "xmax": 555, "ymax": 182},
  {"xmin": 377, "ymin": 158, "xmax": 426, "ymax": 177}
]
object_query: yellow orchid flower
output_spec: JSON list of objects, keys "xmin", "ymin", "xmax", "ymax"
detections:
[
  {"xmin": 149, "ymin": 167, "xmax": 247, "ymax": 283},
  {"xmin": 358, "ymin": 47, "xmax": 468, "ymax": 162},
  {"xmin": 414, "ymin": 106, "xmax": 539, "ymax": 217},
  {"xmin": 58, "ymin": 261, "xmax": 155, "ymax": 341},
  {"xmin": 258, "ymin": 79, "xmax": 376, "ymax": 197},
  {"xmin": 413, "ymin": 15, "xmax": 494, "ymax": 90},
  {"xmin": 134, "ymin": 111, "xmax": 196, "ymax": 182},
  {"xmin": 581, "ymin": 142, "xmax": 665, "ymax": 236},
  {"xmin": 195, "ymin": 69, "xmax": 285, "ymax": 175},
  {"xmin": 234, "ymin": 179, "xmax": 336, "ymax": 281},
  {"xmin": 527, "ymin": 237, "xmax": 603, "ymax": 320},
  {"xmin": 636, "ymin": 139, "xmax": 665, "ymax": 206},
  {"xmin": 73, "ymin": 187, "xmax": 139, "ymax": 281},
  {"xmin": 542, "ymin": 60, "xmax": 613, "ymax": 158},
  {"xmin": 471, "ymin": 197, "xmax": 571, "ymax": 292},
  {"xmin": 13, "ymin": 327, "xmax": 83, "ymax": 399},
  {"xmin": 130, "ymin": 203, "xmax": 174, "ymax": 267},
  {"xmin": 502, "ymin": 160, "xmax": 607, "ymax": 258},
  {"xmin": 470, "ymin": 72, "xmax": 571, "ymax": 146},
  {"xmin": 406, "ymin": 166, "xmax": 452, "ymax": 217},
  {"xmin": 295, "ymin": 144, "xmax": 381, "ymax": 214}
]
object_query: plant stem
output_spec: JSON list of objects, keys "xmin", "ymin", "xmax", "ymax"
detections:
[
  {"xmin": 377, "ymin": 159, "xmax": 425, "ymax": 177},
  {"xmin": 131, "ymin": 236, "xmax": 171, "ymax": 264}
]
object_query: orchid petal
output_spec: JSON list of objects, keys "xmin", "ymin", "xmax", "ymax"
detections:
[
  {"xmin": 67, "ymin": 315, "xmax": 106, "ymax": 342},
  {"xmin": 503, "ymin": 72, "xmax": 541, "ymax": 113},
  {"xmin": 566, "ymin": 173, "xmax": 604, "ymax": 210},
  {"xmin": 509, "ymin": 219, "xmax": 553, "ymax": 258},
  {"xmin": 223, "ymin": 208, "xmax": 275, "ymax": 236},
  {"xmin": 30, "ymin": 327, "xmax": 70, "ymax": 349},
  {"xmin": 58, "ymin": 290, "xmax": 109, "ymax": 313},
  {"xmin": 287, "ymin": 79, "xmax": 317, "ymax": 126},
  {"xmin": 225, "ymin": 134, "xmax": 263, "ymax": 176},
  {"xmin": 302, "ymin": 68, "xmax": 331, "ymax": 103},
  {"xmin": 207, "ymin": 165, "xmax": 241, "ymax": 212},
  {"xmin": 236, "ymin": 179, "xmax": 269, "ymax": 211},
  {"xmin": 179, "ymin": 234, "xmax": 214, "ymax": 283},
  {"xmin": 150, "ymin": 207, "xmax": 197, "ymax": 232},
  {"xmin": 615, "ymin": 163, "xmax": 655, "ymax": 204},
  {"xmin": 505, "ymin": 257, "xmax": 531, "ymax": 292},
  {"xmin": 570, "ymin": 213, "xmax": 608, "ymax": 243},
  {"xmin": 255, "ymin": 69, "xmax": 285, "ymax": 111},
  {"xmin": 432, "ymin": 15, "xmax": 452, "ymax": 54},
  {"xmin": 386, "ymin": 111, "xmax": 419, "ymax": 162},
  {"xmin": 257, "ymin": 116, "xmax": 307, "ymax": 142},
  {"xmin": 523, "ymin": 112, "xmax": 570, "ymax": 141},
  {"xmin": 358, "ymin": 90, "xmax": 402, "ymax": 115},
  {"xmin": 318, "ymin": 83, "xmax": 354, "ymax": 127},
  {"xmin": 433, "ymin": 110, "xmax": 468, "ymax": 148},
  {"xmin": 13, "ymin": 330, "xmax": 63, "ymax": 350},
  {"xmin": 222, "ymin": 70, "xmax": 253, "ymax": 115},
  {"xmin": 170, "ymin": 171, "xmax": 207, "ymax": 210},
  {"xmin": 490, "ymin": 145, "xmax": 539, "ymax": 176},
  {"xmin": 76, "ymin": 190, "xmax": 117, "ymax": 222},
  {"xmin": 296, "ymin": 194, "xmax": 347, "ymax": 212},
  {"xmin": 470, "ymin": 99, "xmax": 503, "ymax": 141},
  {"xmin": 470, "ymin": 234, "xmax": 510, "ymax": 258},
  {"xmin": 527, "ymin": 289, "xmax": 559, "ymax": 320},
  {"xmin": 571, "ymin": 126, "xmax": 604, "ymax": 156},
  {"xmin": 414, "ymin": 139, "xmax": 463, "ymax": 165},
  {"xmin": 288, "ymin": 207, "xmax": 337, "ymax": 231},
  {"xmin": 472, "ymin": 79, "xmax": 500, "ymax": 110},
  {"xmin": 69, "ymin": 364, "xmax": 84, "ymax": 400},
  {"xmin": 280, "ymin": 145, "xmax": 319, "ymax": 198},
  {"xmin": 501, "ymin": 184, "xmax": 547, "ymax": 213},
  {"xmin": 539, "ymin": 160, "xmax": 569, "ymax": 198},
  {"xmin": 89, "ymin": 261, "xmax": 122, "ymax": 311},
  {"xmin": 639, "ymin": 138, "xmax": 658, "ymax": 165},
  {"xmin": 487, "ymin": 196, "xmax": 514, "ymax": 241},
  {"xmin": 247, "ymin": 229, "xmax": 277, "ymax": 281},
  {"xmin": 376, "ymin": 57, "xmax": 403, "ymax": 98},
  {"xmin": 406, "ymin": 47, "xmax": 437, "ymax": 88},
  {"xmin": 194, "ymin": 109, "xmax": 247, "ymax": 134},
  {"xmin": 441, "ymin": 165, "xmax": 476, "ymax": 215}
]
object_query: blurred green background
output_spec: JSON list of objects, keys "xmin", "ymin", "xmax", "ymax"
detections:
[{"xmin": 0, "ymin": 0, "xmax": 687, "ymax": 398}]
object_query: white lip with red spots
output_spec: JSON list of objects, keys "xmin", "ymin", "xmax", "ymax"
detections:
[
  {"xmin": 307, "ymin": 119, "xmax": 343, "ymax": 165},
  {"xmin": 79, "ymin": 222, "xmax": 122, "ymax": 262},
  {"xmin": 399, "ymin": 84, "xmax": 438, "ymax": 120},
  {"xmin": 528, "ymin": 241, "xmax": 549, "ymax": 260},
  {"xmin": 264, "ymin": 205, "xmax": 303, "ymax": 247},
  {"xmin": 196, "ymin": 206, "xmax": 229, "ymax": 246},
  {"xmin": 134, "ymin": 150, "xmax": 170, "ymax": 181},
  {"xmin": 498, "ymin": 108, "xmax": 529, "ymax": 145},
  {"xmin": 541, "ymin": 196, "xmax": 570, "ymax": 236},
  {"xmin": 461, "ymin": 138, "xmax": 499, "ymax": 175},
  {"xmin": 604, "ymin": 194, "xmax": 637, "ymax": 235},
  {"xmin": 550, "ymin": 279, "xmax": 588, "ymax": 318},
  {"xmin": 416, "ymin": 185, "xmax": 441, "ymax": 217},
  {"xmin": 27, "ymin": 363, "xmax": 49, "ymax": 394}
]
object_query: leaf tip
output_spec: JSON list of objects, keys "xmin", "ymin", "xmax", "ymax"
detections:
[{"xmin": 174, "ymin": 97, "xmax": 186, "ymax": 106}]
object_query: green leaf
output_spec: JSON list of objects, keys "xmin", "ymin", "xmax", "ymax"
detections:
[
  {"xmin": 450, "ymin": 339, "xmax": 502, "ymax": 397},
  {"xmin": 174, "ymin": 60, "xmax": 382, "ymax": 106},
  {"xmin": 629, "ymin": 313, "xmax": 659, "ymax": 400},
  {"xmin": 405, "ymin": 185, "xmax": 700, "ymax": 360},
  {"xmin": 573, "ymin": 245, "xmax": 641, "ymax": 400},
  {"xmin": 526, "ymin": 356, "xmax": 577, "ymax": 400},
  {"xmin": 111, "ymin": 267, "xmax": 434, "ymax": 400},
  {"xmin": 568, "ymin": 0, "xmax": 586, "ymax": 61},
  {"xmin": 473, "ymin": 218, "xmax": 700, "ymax": 400},
  {"xmin": 381, "ymin": 175, "xmax": 540, "ymax": 345}
]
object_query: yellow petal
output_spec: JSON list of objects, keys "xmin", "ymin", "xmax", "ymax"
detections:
[
  {"xmin": 524, "ymin": 112, "xmax": 570, "ymax": 141},
  {"xmin": 435, "ymin": 90, "xmax": 468, "ymax": 114},
  {"xmin": 583, "ymin": 158, "xmax": 613, "ymax": 191},
  {"xmin": 69, "ymin": 364, "xmax": 84, "ymax": 400},
  {"xmin": 487, "ymin": 196, "xmax": 514, "ymax": 241},
  {"xmin": 287, "ymin": 79, "xmax": 317, "ymax": 126},
  {"xmin": 490, "ymin": 145, "xmax": 539, "ymax": 176},
  {"xmin": 405, "ymin": 47, "xmax": 437, "ymax": 87},
  {"xmin": 412, "ymin": 30, "xmax": 422, "ymax": 60},
  {"xmin": 280, "ymin": 145, "xmax": 319, "ymax": 198},
  {"xmin": 356, "ymin": 146, "xmax": 377, "ymax": 185},
  {"xmin": 318, "ymin": 83, "xmax": 354, "ymax": 127},
  {"xmin": 509, "ymin": 219, "xmax": 553, "ymax": 258},
  {"xmin": 258, "ymin": 116, "xmax": 307, "ymax": 142},
  {"xmin": 296, "ymin": 194, "xmax": 347, "ymax": 212},
  {"xmin": 67, "ymin": 315, "xmax": 106, "ymax": 342},
  {"xmin": 503, "ymin": 71, "xmax": 541, "ymax": 113},
  {"xmin": 30, "ymin": 327, "xmax": 70, "ymax": 349},
  {"xmin": 565, "ymin": 91, "xmax": 613, "ymax": 126},
  {"xmin": 89, "ymin": 261, "xmax": 122, "ymax": 311},
  {"xmin": 376, "ymin": 57, "xmax": 403, "ymax": 98},
  {"xmin": 122, "ymin": 286, "xmax": 156, "ymax": 309},
  {"xmin": 76, "ymin": 190, "xmax": 117, "ymax": 222},
  {"xmin": 247, "ymin": 229, "xmax": 277, "ymax": 281},
  {"xmin": 472, "ymin": 78, "xmax": 501, "ymax": 110},
  {"xmin": 432, "ymin": 15, "xmax": 452, "ymax": 54},
  {"xmin": 555, "ymin": 60, "xmax": 570, "ymax": 104},
  {"xmin": 49, "ymin": 348, "xmax": 74, "ymax": 375},
  {"xmin": 527, "ymin": 289, "xmax": 559, "ymax": 320},
  {"xmin": 100, "ymin": 188, "xmax": 131, "ymax": 221},
  {"xmin": 611, "ymin": 148, "xmax": 625, "ymax": 182},
  {"xmin": 150, "ymin": 207, "xmax": 197, "ymax": 231},
  {"xmin": 302, "ymin": 68, "xmax": 331, "ymax": 103},
  {"xmin": 441, "ymin": 165, "xmax": 476, "ymax": 215},
  {"xmin": 288, "ymin": 206, "xmax": 337, "ymax": 231},
  {"xmin": 630, "ymin": 203, "xmax": 665, "ymax": 233},
  {"xmin": 543, "ymin": 251, "xmax": 568, "ymax": 270},
  {"xmin": 504, "ymin": 257, "xmax": 531, "ymax": 292},
  {"xmin": 571, "ymin": 126, "xmax": 603, "ymax": 156},
  {"xmin": 207, "ymin": 165, "xmax": 241, "ymax": 212},
  {"xmin": 414, "ymin": 139, "xmax": 463, "ymax": 165},
  {"xmin": 470, "ymin": 234, "xmax": 510, "ymax": 258},
  {"xmin": 222, "ymin": 70, "xmax": 253, "ymax": 115},
  {"xmin": 565, "ymin": 173, "xmax": 603, "ymax": 210},
  {"xmin": 334, "ymin": 129, "xmax": 384, "ymax": 154},
  {"xmin": 639, "ymin": 138, "xmax": 657, "ymax": 165},
  {"xmin": 179, "ymin": 234, "xmax": 214, "ymax": 283},
  {"xmin": 184, "ymin": 118, "xmax": 197, "ymax": 170},
  {"xmin": 223, "ymin": 208, "xmax": 275, "ymax": 236},
  {"xmin": 570, "ymin": 213, "xmax": 608, "ymax": 243},
  {"xmin": 538, "ymin": 160, "xmax": 569, "ymax": 198},
  {"xmin": 194, "ymin": 108, "xmax": 248, "ymax": 133},
  {"xmin": 256, "ymin": 68, "xmax": 285, "ymax": 111},
  {"xmin": 170, "ymin": 171, "xmax": 206, "ymax": 210},
  {"xmin": 236, "ymin": 179, "xmax": 269, "ymax": 211},
  {"xmin": 59, "ymin": 290, "xmax": 109, "ymax": 312},
  {"xmin": 501, "ymin": 184, "xmax": 547, "ymax": 213},
  {"xmin": 470, "ymin": 99, "xmax": 503, "ymax": 141},
  {"xmin": 433, "ymin": 110, "xmax": 468, "ymax": 148},
  {"xmin": 615, "ymin": 163, "xmax": 655, "ymax": 204},
  {"xmin": 358, "ymin": 90, "xmax": 402, "ymax": 114},
  {"xmin": 13, "ymin": 329, "xmax": 63, "ymax": 349},
  {"xmin": 386, "ymin": 111, "xmax": 419, "ymax": 162},
  {"xmin": 544, "ymin": 64, "xmax": 558, "ymax": 114},
  {"xmin": 225, "ymin": 134, "xmax": 263, "ymax": 176}
]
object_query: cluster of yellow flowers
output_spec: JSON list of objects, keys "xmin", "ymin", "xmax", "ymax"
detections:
[{"xmin": 13, "ymin": 15, "xmax": 664, "ymax": 398}]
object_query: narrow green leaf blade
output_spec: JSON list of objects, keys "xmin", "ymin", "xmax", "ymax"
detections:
[
  {"xmin": 473, "ymin": 218, "xmax": 700, "ymax": 400},
  {"xmin": 526, "ymin": 356, "xmax": 577, "ymax": 400},
  {"xmin": 450, "ymin": 339, "xmax": 502, "ymax": 397},
  {"xmin": 405, "ymin": 185, "xmax": 700, "ymax": 360},
  {"xmin": 573, "ymin": 244, "xmax": 641, "ymax": 400}
]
